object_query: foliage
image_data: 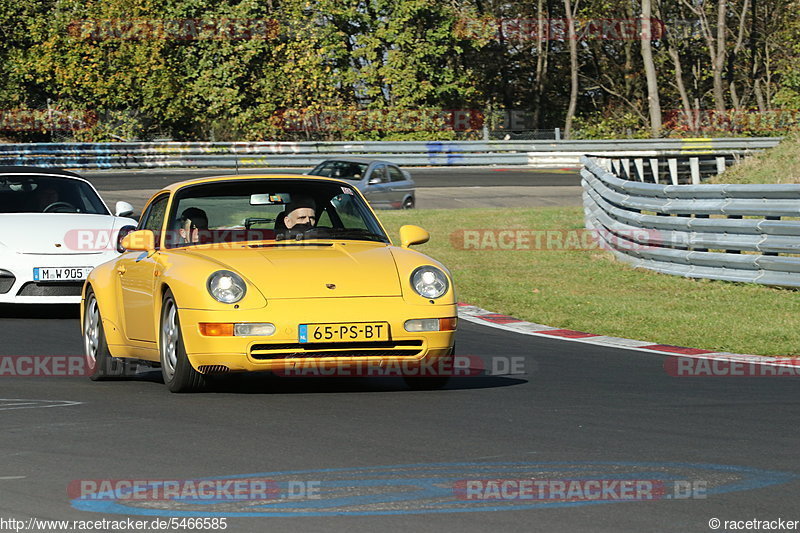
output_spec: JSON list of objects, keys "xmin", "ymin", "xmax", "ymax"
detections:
[{"xmin": 0, "ymin": 0, "xmax": 797, "ymax": 141}]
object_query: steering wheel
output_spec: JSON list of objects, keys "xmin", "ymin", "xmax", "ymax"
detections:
[{"xmin": 43, "ymin": 201, "xmax": 76, "ymax": 213}]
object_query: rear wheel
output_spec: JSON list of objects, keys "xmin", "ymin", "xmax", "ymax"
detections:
[
  {"xmin": 160, "ymin": 290, "xmax": 206, "ymax": 393},
  {"xmin": 84, "ymin": 289, "xmax": 131, "ymax": 380}
]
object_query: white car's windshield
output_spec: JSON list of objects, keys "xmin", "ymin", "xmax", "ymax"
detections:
[
  {"xmin": 0, "ymin": 175, "xmax": 109, "ymax": 215},
  {"xmin": 164, "ymin": 179, "xmax": 389, "ymax": 248}
]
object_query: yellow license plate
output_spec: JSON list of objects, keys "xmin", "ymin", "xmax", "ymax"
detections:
[{"xmin": 299, "ymin": 322, "xmax": 389, "ymax": 343}]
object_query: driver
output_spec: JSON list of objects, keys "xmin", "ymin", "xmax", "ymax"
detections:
[
  {"xmin": 284, "ymin": 196, "xmax": 316, "ymax": 232},
  {"xmin": 34, "ymin": 186, "xmax": 60, "ymax": 212}
]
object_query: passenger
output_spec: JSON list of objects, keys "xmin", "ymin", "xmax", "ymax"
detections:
[{"xmin": 178, "ymin": 207, "xmax": 209, "ymax": 244}]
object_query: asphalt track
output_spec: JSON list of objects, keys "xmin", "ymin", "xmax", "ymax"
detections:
[
  {"xmin": 80, "ymin": 166, "xmax": 582, "ymax": 191},
  {"xmin": 1, "ymin": 305, "xmax": 799, "ymax": 532},
  {"xmin": 80, "ymin": 167, "xmax": 583, "ymax": 212},
  {"xmin": 1, "ymin": 169, "xmax": 799, "ymax": 532}
]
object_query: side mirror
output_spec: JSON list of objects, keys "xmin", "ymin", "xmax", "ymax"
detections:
[
  {"xmin": 399, "ymin": 225, "xmax": 429, "ymax": 248},
  {"xmin": 120, "ymin": 229, "xmax": 155, "ymax": 252},
  {"xmin": 115, "ymin": 201, "xmax": 134, "ymax": 217},
  {"xmin": 116, "ymin": 225, "xmax": 137, "ymax": 253}
]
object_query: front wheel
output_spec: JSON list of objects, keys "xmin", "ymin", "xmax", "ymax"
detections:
[
  {"xmin": 160, "ymin": 290, "xmax": 206, "ymax": 393},
  {"xmin": 403, "ymin": 344, "xmax": 454, "ymax": 390},
  {"xmin": 402, "ymin": 196, "xmax": 415, "ymax": 209},
  {"xmin": 84, "ymin": 289, "xmax": 131, "ymax": 380}
]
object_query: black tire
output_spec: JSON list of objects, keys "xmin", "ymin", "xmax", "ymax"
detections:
[
  {"xmin": 402, "ymin": 196, "xmax": 415, "ymax": 209},
  {"xmin": 403, "ymin": 344, "xmax": 454, "ymax": 390},
  {"xmin": 83, "ymin": 288, "xmax": 131, "ymax": 380},
  {"xmin": 160, "ymin": 289, "xmax": 206, "ymax": 393}
]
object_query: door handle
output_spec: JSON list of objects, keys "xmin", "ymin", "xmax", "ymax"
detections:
[{"xmin": 116, "ymin": 265, "xmax": 126, "ymax": 275}]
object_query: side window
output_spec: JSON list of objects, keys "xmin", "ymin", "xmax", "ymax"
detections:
[
  {"xmin": 388, "ymin": 166, "xmax": 405, "ymax": 182},
  {"xmin": 313, "ymin": 162, "xmax": 335, "ymax": 177},
  {"xmin": 138, "ymin": 194, "xmax": 169, "ymax": 247},
  {"xmin": 370, "ymin": 164, "xmax": 387, "ymax": 183}
]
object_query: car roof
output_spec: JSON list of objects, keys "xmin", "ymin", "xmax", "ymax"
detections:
[
  {"xmin": 162, "ymin": 173, "xmax": 357, "ymax": 194},
  {"xmin": 0, "ymin": 165, "xmax": 84, "ymax": 179},
  {"xmin": 315, "ymin": 158, "xmax": 397, "ymax": 165}
]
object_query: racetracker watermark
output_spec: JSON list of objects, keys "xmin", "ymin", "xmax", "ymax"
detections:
[
  {"xmin": 274, "ymin": 355, "xmax": 526, "ymax": 378},
  {"xmin": 663, "ymin": 109, "xmax": 800, "ymax": 132},
  {"xmin": 0, "ymin": 356, "xmax": 91, "ymax": 377},
  {"xmin": 454, "ymin": 17, "xmax": 665, "ymax": 41},
  {"xmin": 1, "ymin": 517, "xmax": 230, "ymax": 532},
  {"xmin": 0, "ymin": 109, "xmax": 97, "ymax": 132},
  {"xmin": 68, "ymin": 18, "xmax": 280, "ymax": 41},
  {"xmin": 450, "ymin": 229, "xmax": 662, "ymax": 251},
  {"xmin": 68, "ymin": 479, "xmax": 322, "ymax": 501},
  {"xmin": 452, "ymin": 478, "xmax": 707, "ymax": 501},
  {"xmin": 664, "ymin": 356, "xmax": 800, "ymax": 377},
  {"xmin": 64, "ymin": 228, "xmax": 283, "ymax": 251}
]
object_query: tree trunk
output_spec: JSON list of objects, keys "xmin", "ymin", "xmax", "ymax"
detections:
[
  {"xmin": 532, "ymin": 0, "xmax": 550, "ymax": 129},
  {"xmin": 563, "ymin": 0, "xmax": 579, "ymax": 139},
  {"xmin": 712, "ymin": 0, "xmax": 727, "ymax": 114},
  {"xmin": 640, "ymin": 0, "xmax": 662, "ymax": 137}
]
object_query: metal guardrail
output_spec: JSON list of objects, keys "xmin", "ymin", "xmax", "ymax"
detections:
[
  {"xmin": 0, "ymin": 138, "xmax": 782, "ymax": 169},
  {"xmin": 582, "ymin": 154, "xmax": 800, "ymax": 288}
]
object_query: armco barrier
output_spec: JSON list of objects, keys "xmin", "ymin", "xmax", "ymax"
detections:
[
  {"xmin": 0, "ymin": 138, "xmax": 781, "ymax": 169},
  {"xmin": 581, "ymin": 154, "xmax": 800, "ymax": 288}
]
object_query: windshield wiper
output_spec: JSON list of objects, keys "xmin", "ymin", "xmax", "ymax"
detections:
[{"xmin": 326, "ymin": 228, "xmax": 387, "ymax": 242}]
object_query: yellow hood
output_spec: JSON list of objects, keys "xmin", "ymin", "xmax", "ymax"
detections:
[{"xmin": 179, "ymin": 241, "xmax": 401, "ymax": 299}]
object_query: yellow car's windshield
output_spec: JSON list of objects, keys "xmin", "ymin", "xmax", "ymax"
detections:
[{"xmin": 164, "ymin": 178, "xmax": 389, "ymax": 248}]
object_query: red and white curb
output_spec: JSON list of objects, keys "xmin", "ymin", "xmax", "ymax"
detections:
[{"xmin": 456, "ymin": 302, "xmax": 800, "ymax": 371}]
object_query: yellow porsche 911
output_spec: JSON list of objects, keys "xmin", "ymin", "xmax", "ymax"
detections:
[{"xmin": 80, "ymin": 175, "xmax": 456, "ymax": 392}]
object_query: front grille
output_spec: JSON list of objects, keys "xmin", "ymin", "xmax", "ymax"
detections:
[
  {"xmin": 250, "ymin": 340, "xmax": 424, "ymax": 360},
  {"xmin": 0, "ymin": 273, "xmax": 15, "ymax": 294},
  {"xmin": 16, "ymin": 282, "xmax": 83, "ymax": 296}
]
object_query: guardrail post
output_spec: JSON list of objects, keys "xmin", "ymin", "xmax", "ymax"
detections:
[
  {"xmin": 634, "ymin": 158, "xmax": 645, "ymax": 182},
  {"xmin": 668, "ymin": 158, "xmax": 679, "ymax": 185},
  {"xmin": 716, "ymin": 156, "xmax": 727, "ymax": 175},
  {"xmin": 555, "ymin": 128, "xmax": 561, "ymax": 141},
  {"xmin": 622, "ymin": 158, "xmax": 631, "ymax": 180},
  {"xmin": 689, "ymin": 157, "xmax": 700, "ymax": 184},
  {"xmin": 649, "ymin": 158, "xmax": 660, "ymax": 184}
]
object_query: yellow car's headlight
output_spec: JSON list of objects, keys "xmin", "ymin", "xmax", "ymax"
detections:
[
  {"xmin": 410, "ymin": 266, "xmax": 449, "ymax": 299},
  {"xmin": 207, "ymin": 270, "xmax": 247, "ymax": 304}
]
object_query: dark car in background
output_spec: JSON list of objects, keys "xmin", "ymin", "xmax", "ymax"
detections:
[{"xmin": 307, "ymin": 158, "xmax": 416, "ymax": 209}]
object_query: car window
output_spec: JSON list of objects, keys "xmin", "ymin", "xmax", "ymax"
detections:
[
  {"xmin": 165, "ymin": 179, "xmax": 389, "ymax": 248},
  {"xmin": 309, "ymin": 162, "xmax": 335, "ymax": 177},
  {"xmin": 309, "ymin": 161, "xmax": 367, "ymax": 181},
  {"xmin": 0, "ymin": 175, "xmax": 109, "ymax": 215},
  {"xmin": 388, "ymin": 166, "xmax": 405, "ymax": 182},
  {"xmin": 370, "ymin": 165, "xmax": 388, "ymax": 183},
  {"xmin": 138, "ymin": 194, "xmax": 169, "ymax": 247}
]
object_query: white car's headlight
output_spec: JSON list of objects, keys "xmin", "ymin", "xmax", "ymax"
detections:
[
  {"xmin": 207, "ymin": 270, "xmax": 247, "ymax": 304},
  {"xmin": 410, "ymin": 266, "xmax": 449, "ymax": 299}
]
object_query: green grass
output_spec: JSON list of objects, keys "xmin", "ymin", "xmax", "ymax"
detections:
[
  {"xmin": 712, "ymin": 134, "xmax": 800, "ymax": 184},
  {"xmin": 380, "ymin": 207, "xmax": 800, "ymax": 356}
]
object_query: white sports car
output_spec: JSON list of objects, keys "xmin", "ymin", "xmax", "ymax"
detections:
[{"xmin": 0, "ymin": 166, "xmax": 137, "ymax": 304}]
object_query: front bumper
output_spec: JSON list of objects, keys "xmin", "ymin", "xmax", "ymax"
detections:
[
  {"xmin": 177, "ymin": 297, "xmax": 456, "ymax": 374},
  {"xmin": 0, "ymin": 251, "xmax": 118, "ymax": 304}
]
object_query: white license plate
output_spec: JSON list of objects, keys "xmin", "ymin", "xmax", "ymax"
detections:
[{"xmin": 33, "ymin": 267, "xmax": 93, "ymax": 282}]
